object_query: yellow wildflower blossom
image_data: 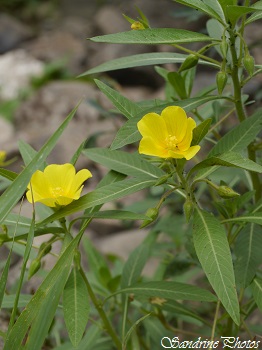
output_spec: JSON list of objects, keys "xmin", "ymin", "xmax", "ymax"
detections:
[
  {"xmin": 131, "ymin": 21, "xmax": 145, "ymax": 30},
  {"xmin": 0, "ymin": 151, "xmax": 7, "ymax": 166},
  {"xmin": 26, "ymin": 163, "xmax": 92, "ymax": 207},
  {"xmin": 137, "ymin": 106, "xmax": 200, "ymax": 160}
]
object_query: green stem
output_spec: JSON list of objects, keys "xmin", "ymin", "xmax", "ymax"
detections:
[
  {"xmin": 171, "ymin": 43, "xmax": 220, "ymax": 66},
  {"xmin": 79, "ymin": 267, "xmax": 122, "ymax": 350},
  {"xmin": 229, "ymin": 28, "xmax": 261, "ymax": 201},
  {"xmin": 209, "ymin": 300, "xmax": 220, "ymax": 349}
]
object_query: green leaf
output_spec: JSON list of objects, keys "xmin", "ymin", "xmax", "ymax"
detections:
[
  {"xmin": 111, "ymin": 95, "xmax": 223, "ymax": 150},
  {"xmin": 0, "ymin": 104, "xmax": 79, "ymax": 225},
  {"xmin": 95, "ymin": 80, "xmax": 142, "ymax": 120},
  {"xmin": 38, "ymin": 177, "xmax": 155, "ymax": 227},
  {"xmin": 189, "ymin": 151, "xmax": 262, "ymax": 179},
  {"xmin": 245, "ymin": 1, "xmax": 262, "ymax": 24},
  {"xmin": 168, "ymin": 72, "xmax": 187, "ymax": 99},
  {"xmin": 251, "ymin": 277, "xmax": 262, "ymax": 312},
  {"xmin": 175, "ymin": 0, "xmax": 226, "ymax": 24},
  {"xmin": 18, "ymin": 140, "xmax": 45, "ymax": 168},
  {"xmin": 90, "ymin": 28, "xmax": 213, "ymax": 45},
  {"xmin": 193, "ymin": 208, "xmax": 240, "ymax": 325},
  {"xmin": 2, "ymin": 294, "xmax": 32, "ymax": 308},
  {"xmin": 191, "ymin": 118, "xmax": 212, "ymax": 146},
  {"xmin": 226, "ymin": 6, "xmax": 257, "ymax": 26},
  {"xmin": 71, "ymin": 210, "xmax": 148, "ymax": 223},
  {"xmin": 80, "ymin": 52, "xmax": 219, "ymax": 76},
  {"xmin": 4, "ymin": 232, "xmax": 82, "ymax": 350},
  {"xmin": 195, "ymin": 109, "xmax": 262, "ymax": 180},
  {"xmin": 108, "ymin": 280, "xmax": 216, "ymax": 302},
  {"xmin": 82, "ymin": 148, "xmax": 165, "ymax": 179},
  {"xmin": 218, "ymin": 0, "xmax": 237, "ymax": 10},
  {"xmin": 222, "ymin": 212, "xmax": 262, "ymax": 225},
  {"xmin": 234, "ymin": 224, "xmax": 262, "ymax": 289},
  {"xmin": 0, "ymin": 168, "xmax": 17, "ymax": 181},
  {"xmin": 63, "ymin": 267, "xmax": 90, "ymax": 347}
]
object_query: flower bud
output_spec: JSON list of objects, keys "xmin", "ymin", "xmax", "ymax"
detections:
[
  {"xmin": 140, "ymin": 207, "xmax": 159, "ymax": 228},
  {"xmin": 154, "ymin": 174, "xmax": 171, "ymax": 186},
  {"xmin": 183, "ymin": 199, "xmax": 194, "ymax": 223},
  {"xmin": 243, "ymin": 52, "xmax": 255, "ymax": 76},
  {"xmin": 28, "ymin": 259, "xmax": 41, "ymax": 280},
  {"xmin": 131, "ymin": 21, "xmax": 145, "ymax": 30},
  {"xmin": 39, "ymin": 242, "xmax": 52, "ymax": 257},
  {"xmin": 220, "ymin": 39, "xmax": 228, "ymax": 57},
  {"xmin": 179, "ymin": 54, "xmax": 199, "ymax": 72},
  {"xmin": 216, "ymin": 71, "xmax": 228, "ymax": 95},
  {"xmin": 216, "ymin": 185, "xmax": 240, "ymax": 199}
]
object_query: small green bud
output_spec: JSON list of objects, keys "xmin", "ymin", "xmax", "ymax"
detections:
[
  {"xmin": 39, "ymin": 242, "xmax": 52, "ymax": 257},
  {"xmin": 243, "ymin": 52, "xmax": 255, "ymax": 76},
  {"xmin": 183, "ymin": 199, "xmax": 194, "ymax": 223},
  {"xmin": 28, "ymin": 259, "xmax": 41, "ymax": 280},
  {"xmin": 220, "ymin": 38, "xmax": 228, "ymax": 57},
  {"xmin": 154, "ymin": 174, "xmax": 170, "ymax": 186},
  {"xmin": 179, "ymin": 54, "xmax": 199, "ymax": 72},
  {"xmin": 140, "ymin": 207, "xmax": 159, "ymax": 228},
  {"xmin": 217, "ymin": 185, "xmax": 240, "ymax": 199},
  {"xmin": 216, "ymin": 71, "xmax": 228, "ymax": 95}
]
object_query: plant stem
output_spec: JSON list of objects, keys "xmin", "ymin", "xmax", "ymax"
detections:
[
  {"xmin": 79, "ymin": 267, "xmax": 122, "ymax": 350},
  {"xmin": 209, "ymin": 300, "xmax": 220, "ymax": 349}
]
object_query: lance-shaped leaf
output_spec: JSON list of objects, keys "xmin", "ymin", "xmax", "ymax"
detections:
[
  {"xmin": 90, "ymin": 28, "xmax": 214, "ymax": 45},
  {"xmin": 251, "ymin": 277, "xmax": 262, "ymax": 312},
  {"xmin": 80, "ymin": 52, "xmax": 219, "ymax": 76},
  {"xmin": 222, "ymin": 212, "xmax": 262, "ymax": 226},
  {"xmin": 189, "ymin": 151, "xmax": 262, "ymax": 179},
  {"xmin": 63, "ymin": 267, "xmax": 90, "ymax": 347},
  {"xmin": 95, "ymin": 80, "xmax": 142, "ymax": 120},
  {"xmin": 82, "ymin": 148, "xmax": 165, "ymax": 179},
  {"xmin": 193, "ymin": 208, "xmax": 240, "ymax": 325},
  {"xmin": 234, "ymin": 224, "xmax": 262, "ymax": 289}
]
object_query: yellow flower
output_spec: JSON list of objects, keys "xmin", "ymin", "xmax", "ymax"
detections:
[
  {"xmin": 137, "ymin": 106, "xmax": 200, "ymax": 160},
  {"xmin": 131, "ymin": 21, "xmax": 145, "ymax": 30},
  {"xmin": 26, "ymin": 163, "xmax": 92, "ymax": 207},
  {"xmin": 0, "ymin": 151, "xmax": 7, "ymax": 166}
]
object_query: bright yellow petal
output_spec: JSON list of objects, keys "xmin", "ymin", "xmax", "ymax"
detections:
[
  {"xmin": 161, "ymin": 106, "xmax": 187, "ymax": 142},
  {"xmin": 139, "ymin": 137, "xmax": 168, "ymax": 158},
  {"xmin": 137, "ymin": 112, "xmax": 168, "ymax": 145},
  {"xmin": 35, "ymin": 197, "xmax": 58, "ymax": 207},
  {"xmin": 54, "ymin": 196, "xmax": 74, "ymax": 206},
  {"xmin": 44, "ymin": 164, "xmax": 75, "ymax": 193},
  {"xmin": 70, "ymin": 169, "xmax": 92, "ymax": 193},
  {"xmin": 27, "ymin": 170, "xmax": 52, "ymax": 203},
  {"xmin": 177, "ymin": 117, "xmax": 196, "ymax": 151},
  {"xmin": 167, "ymin": 150, "xmax": 186, "ymax": 159},
  {"xmin": 182, "ymin": 145, "xmax": 201, "ymax": 160}
]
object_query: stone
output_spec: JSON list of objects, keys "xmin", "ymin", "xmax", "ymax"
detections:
[
  {"xmin": 0, "ymin": 13, "xmax": 33, "ymax": 54},
  {"xmin": 0, "ymin": 49, "xmax": 44, "ymax": 100}
]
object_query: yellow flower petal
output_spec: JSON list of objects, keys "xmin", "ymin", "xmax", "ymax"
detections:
[
  {"xmin": 71, "ymin": 169, "xmax": 92, "ymax": 193},
  {"xmin": 161, "ymin": 106, "xmax": 187, "ymax": 143},
  {"xmin": 26, "ymin": 170, "xmax": 52, "ymax": 203},
  {"xmin": 44, "ymin": 164, "xmax": 75, "ymax": 192},
  {"xmin": 137, "ymin": 112, "xmax": 168, "ymax": 145},
  {"xmin": 177, "ymin": 117, "xmax": 196, "ymax": 151},
  {"xmin": 139, "ymin": 137, "xmax": 168, "ymax": 158},
  {"xmin": 182, "ymin": 145, "xmax": 201, "ymax": 160}
]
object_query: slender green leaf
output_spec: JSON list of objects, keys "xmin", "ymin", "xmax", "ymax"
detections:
[
  {"xmin": 107, "ymin": 281, "xmax": 216, "ymax": 302},
  {"xmin": 191, "ymin": 118, "xmax": 212, "ymax": 146},
  {"xmin": 226, "ymin": 6, "xmax": 257, "ymax": 25},
  {"xmin": 0, "ymin": 253, "xmax": 12, "ymax": 311},
  {"xmin": 0, "ymin": 168, "xmax": 17, "ymax": 181},
  {"xmin": 63, "ymin": 267, "xmax": 90, "ymax": 347},
  {"xmin": 2, "ymin": 294, "xmax": 32, "ymax": 308},
  {"xmin": 38, "ymin": 178, "xmax": 155, "ymax": 227},
  {"xmin": 218, "ymin": 0, "xmax": 237, "ymax": 10},
  {"xmin": 234, "ymin": 224, "xmax": 262, "ymax": 289},
  {"xmin": 193, "ymin": 208, "xmax": 240, "ymax": 325},
  {"xmin": 251, "ymin": 277, "xmax": 262, "ymax": 312},
  {"xmin": 168, "ymin": 72, "xmax": 187, "ymax": 99},
  {"xmin": 222, "ymin": 212, "xmax": 262, "ymax": 225},
  {"xmin": 71, "ymin": 210, "xmax": 148, "ymax": 223},
  {"xmin": 82, "ymin": 148, "xmax": 165, "ymax": 179},
  {"xmin": 18, "ymin": 140, "xmax": 45, "ymax": 168},
  {"xmin": 4, "ymin": 232, "xmax": 81, "ymax": 350},
  {"xmin": 0, "ymin": 104, "xmax": 79, "ymax": 225},
  {"xmin": 246, "ymin": 2, "xmax": 262, "ymax": 24},
  {"xmin": 90, "ymin": 28, "xmax": 213, "ymax": 45},
  {"xmin": 111, "ymin": 95, "xmax": 223, "ymax": 149},
  {"xmin": 189, "ymin": 151, "xmax": 262, "ymax": 179},
  {"xmin": 80, "ymin": 52, "xmax": 219, "ymax": 76},
  {"xmin": 95, "ymin": 80, "xmax": 142, "ymax": 120}
]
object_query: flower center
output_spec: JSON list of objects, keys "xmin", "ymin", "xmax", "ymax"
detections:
[
  {"xmin": 165, "ymin": 135, "xmax": 178, "ymax": 151},
  {"xmin": 51, "ymin": 186, "xmax": 65, "ymax": 198}
]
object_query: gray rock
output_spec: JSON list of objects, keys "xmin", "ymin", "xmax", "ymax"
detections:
[{"xmin": 0, "ymin": 13, "xmax": 33, "ymax": 54}]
